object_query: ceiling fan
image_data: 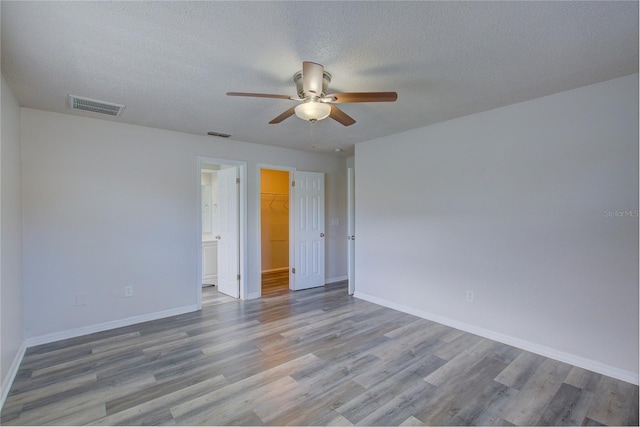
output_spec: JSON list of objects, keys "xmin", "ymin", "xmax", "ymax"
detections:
[{"xmin": 227, "ymin": 61, "xmax": 397, "ymax": 126}]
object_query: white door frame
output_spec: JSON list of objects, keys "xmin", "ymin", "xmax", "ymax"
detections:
[
  {"xmin": 347, "ymin": 167, "xmax": 355, "ymax": 295},
  {"xmin": 256, "ymin": 163, "xmax": 295, "ymax": 296},
  {"xmin": 197, "ymin": 157, "xmax": 247, "ymax": 308}
]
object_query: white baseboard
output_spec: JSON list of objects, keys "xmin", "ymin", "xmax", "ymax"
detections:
[
  {"xmin": 25, "ymin": 304, "xmax": 199, "ymax": 347},
  {"xmin": 354, "ymin": 291, "xmax": 639, "ymax": 385},
  {"xmin": 326, "ymin": 275, "xmax": 347, "ymax": 284},
  {"xmin": 246, "ymin": 292, "xmax": 260, "ymax": 300},
  {"xmin": 1, "ymin": 340, "xmax": 27, "ymax": 411}
]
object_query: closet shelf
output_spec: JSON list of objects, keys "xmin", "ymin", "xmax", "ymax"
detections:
[{"xmin": 261, "ymin": 192, "xmax": 289, "ymax": 209}]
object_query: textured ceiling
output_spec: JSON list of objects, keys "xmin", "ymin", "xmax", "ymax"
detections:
[{"xmin": 2, "ymin": 1, "xmax": 638, "ymax": 155}]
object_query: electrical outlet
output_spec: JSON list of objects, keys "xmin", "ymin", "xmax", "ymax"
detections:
[
  {"xmin": 466, "ymin": 290, "xmax": 474, "ymax": 303},
  {"xmin": 124, "ymin": 285, "xmax": 133, "ymax": 298}
]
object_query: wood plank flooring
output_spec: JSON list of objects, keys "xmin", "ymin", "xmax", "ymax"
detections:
[
  {"xmin": 2, "ymin": 282, "xmax": 638, "ymax": 426},
  {"xmin": 261, "ymin": 269, "xmax": 289, "ymax": 295},
  {"xmin": 201, "ymin": 285, "xmax": 236, "ymax": 307}
]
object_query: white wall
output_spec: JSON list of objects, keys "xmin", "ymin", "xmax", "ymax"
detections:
[
  {"xmin": 1, "ymin": 75, "xmax": 25, "ymax": 401},
  {"xmin": 21, "ymin": 108, "xmax": 347, "ymax": 340},
  {"xmin": 355, "ymin": 74, "xmax": 639, "ymax": 382}
]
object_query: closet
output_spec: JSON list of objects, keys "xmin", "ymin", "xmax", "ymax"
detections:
[{"xmin": 260, "ymin": 169, "xmax": 290, "ymax": 294}]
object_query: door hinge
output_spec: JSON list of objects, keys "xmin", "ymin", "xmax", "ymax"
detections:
[
  {"xmin": 291, "ymin": 180, "xmax": 295, "ymax": 187},
  {"xmin": 237, "ymin": 274, "xmax": 241, "ymax": 281},
  {"xmin": 292, "ymin": 268, "xmax": 296, "ymax": 274},
  {"xmin": 236, "ymin": 177, "xmax": 240, "ymax": 184}
]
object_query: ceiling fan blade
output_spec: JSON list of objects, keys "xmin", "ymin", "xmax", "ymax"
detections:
[
  {"xmin": 269, "ymin": 107, "xmax": 296, "ymax": 124},
  {"xmin": 325, "ymin": 92, "xmax": 398, "ymax": 103},
  {"xmin": 329, "ymin": 105, "xmax": 356, "ymax": 126},
  {"xmin": 302, "ymin": 61, "xmax": 324, "ymax": 96},
  {"xmin": 227, "ymin": 92, "xmax": 293, "ymax": 100}
]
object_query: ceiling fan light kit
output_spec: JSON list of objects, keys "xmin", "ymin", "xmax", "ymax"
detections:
[
  {"xmin": 295, "ymin": 101, "xmax": 331, "ymax": 122},
  {"xmin": 227, "ymin": 61, "xmax": 397, "ymax": 127}
]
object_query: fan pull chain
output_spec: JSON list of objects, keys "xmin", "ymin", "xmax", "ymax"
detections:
[{"xmin": 310, "ymin": 120, "xmax": 316, "ymax": 149}]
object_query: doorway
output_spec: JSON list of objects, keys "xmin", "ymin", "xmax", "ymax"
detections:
[
  {"xmin": 257, "ymin": 165, "xmax": 326, "ymax": 296},
  {"xmin": 197, "ymin": 157, "xmax": 247, "ymax": 308},
  {"xmin": 260, "ymin": 169, "xmax": 291, "ymax": 295},
  {"xmin": 201, "ymin": 166, "xmax": 219, "ymax": 288}
]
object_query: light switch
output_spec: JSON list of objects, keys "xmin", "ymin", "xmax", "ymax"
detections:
[{"xmin": 331, "ymin": 218, "xmax": 339, "ymax": 226}]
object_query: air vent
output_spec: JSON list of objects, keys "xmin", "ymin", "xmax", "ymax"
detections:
[
  {"xmin": 69, "ymin": 95, "xmax": 125, "ymax": 117},
  {"xmin": 207, "ymin": 131, "xmax": 231, "ymax": 138}
]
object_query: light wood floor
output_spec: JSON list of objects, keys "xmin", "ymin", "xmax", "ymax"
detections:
[
  {"xmin": 262, "ymin": 269, "xmax": 289, "ymax": 295},
  {"xmin": 2, "ymin": 283, "xmax": 637, "ymax": 426},
  {"xmin": 201, "ymin": 285, "xmax": 236, "ymax": 307}
]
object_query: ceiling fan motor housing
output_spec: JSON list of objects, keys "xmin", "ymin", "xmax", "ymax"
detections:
[{"xmin": 294, "ymin": 70, "xmax": 332, "ymax": 99}]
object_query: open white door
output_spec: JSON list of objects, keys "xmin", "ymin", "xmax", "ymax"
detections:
[
  {"xmin": 216, "ymin": 167, "xmax": 240, "ymax": 298},
  {"xmin": 293, "ymin": 171, "xmax": 325, "ymax": 290},
  {"xmin": 347, "ymin": 167, "xmax": 355, "ymax": 295}
]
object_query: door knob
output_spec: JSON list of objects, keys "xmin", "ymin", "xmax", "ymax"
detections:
[
  {"xmin": 320, "ymin": 233, "xmax": 325, "ymax": 238},
  {"xmin": 351, "ymin": 235, "xmax": 355, "ymax": 240}
]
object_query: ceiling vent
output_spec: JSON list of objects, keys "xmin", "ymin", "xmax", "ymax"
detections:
[
  {"xmin": 207, "ymin": 131, "xmax": 231, "ymax": 138},
  {"xmin": 68, "ymin": 95, "xmax": 125, "ymax": 117}
]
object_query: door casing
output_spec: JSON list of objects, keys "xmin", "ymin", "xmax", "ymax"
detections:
[{"xmin": 347, "ymin": 167, "xmax": 355, "ymax": 295}]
